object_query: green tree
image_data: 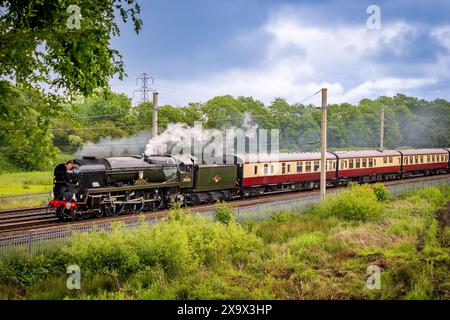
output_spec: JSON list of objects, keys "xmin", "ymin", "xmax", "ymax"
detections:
[
  {"xmin": 0, "ymin": 0, "xmax": 142, "ymax": 170},
  {"xmin": 0, "ymin": 84, "xmax": 58, "ymax": 170},
  {"xmin": 0, "ymin": 0, "xmax": 142, "ymax": 96}
]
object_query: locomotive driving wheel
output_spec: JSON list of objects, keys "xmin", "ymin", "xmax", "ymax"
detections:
[
  {"xmin": 130, "ymin": 202, "xmax": 144, "ymax": 214},
  {"xmin": 143, "ymin": 193, "xmax": 164, "ymax": 212},
  {"xmin": 95, "ymin": 209, "xmax": 104, "ymax": 218}
]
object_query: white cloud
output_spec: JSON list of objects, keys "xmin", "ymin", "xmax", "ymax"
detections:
[{"xmin": 114, "ymin": 8, "xmax": 449, "ymax": 106}]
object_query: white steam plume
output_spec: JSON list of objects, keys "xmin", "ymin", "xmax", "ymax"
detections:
[{"xmin": 144, "ymin": 112, "xmax": 259, "ymax": 156}]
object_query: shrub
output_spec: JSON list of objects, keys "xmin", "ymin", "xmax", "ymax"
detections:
[
  {"xmin": 214, "ymin": 201, "xmax": 236, "ymax": 225},
  {"xmin": 0, "ymin": 252, "xmax": 66, "ymax": 288},
  {"xmin": 371, "ymin": 183, "xmax": 390, "ymax": 202},
  {"xmin": 167, "ymin": 201, "xmax": 188, "ymax": 222},
  {"xmin": 313, "ymin": 184, "xmax": 384, "ymax": 222}
]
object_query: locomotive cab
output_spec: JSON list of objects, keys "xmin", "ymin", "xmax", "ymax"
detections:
[{"xmin": 54, "ymin": 162, "xmax": 82, "ymax": 199}]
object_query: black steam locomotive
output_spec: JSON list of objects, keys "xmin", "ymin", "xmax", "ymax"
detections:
[{"xmin": 50, "ymin": 154, "xmax": 240, "ymax": 219}]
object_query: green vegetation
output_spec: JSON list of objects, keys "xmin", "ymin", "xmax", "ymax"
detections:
[
  {"xmin": 1, "ymin": 185, "xmax": 449, "ymax": 300},
  {"xmin": 214, "ymin": 201, "xmax": 236, "ymax": 225},
  {"xmin": 310, "ymin": 184, "xmax": 386, "ymax": 222},
  {"xmin": 0, "ymin": 171, "xmax": 54, "ymax": 209},
  {"xmin": 1, "ymin": 1, "xmax": 142, "ymax": 172},
  {"xmin": 0, "ymin": 1, "xmax": 141, "ymax": 97},
  {"xmin": 0, "ymin": 172, "xmax": 53, "ymax": 196},
  {"xmin": 2, "ymin": 90, "xmax": 449, "ymax": 173}
]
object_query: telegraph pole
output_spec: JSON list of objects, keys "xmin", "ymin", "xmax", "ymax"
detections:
[
  {"xmin": 320, "ymin": 88, "xmax": 327, "ymax": 201},
  {"xmin": 379, "ymin": 107, "xmax": 384, "ymax": 151},
  {"xmin": 152, "ymin": 91, "xmax": 159, "ymax": 138}
]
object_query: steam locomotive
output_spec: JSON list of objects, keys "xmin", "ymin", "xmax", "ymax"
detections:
[{"xmin": 49, "ymin": 148, "xmax": 450, "ymax": 219}]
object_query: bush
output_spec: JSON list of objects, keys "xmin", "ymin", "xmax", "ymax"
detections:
[
  {"xmin": 313, "ymin": 184, "xmax": 384, "ymax": 222},
  {"xmin": 59, "ymin": 210, "xmax": 261, "ymax": 279},
  {"xmin": 167, "ymin": 202, "xmax": 188, "ymax": 222},
  {"xmin": 371, "ymin": 183, "xmax": 390, "ymax": 202},
  {"xmin": 215, "ymin": 201, "xmax": 236, "ymax": 225},
  {"xmin": 0, "ymin": 251, "xmax": 67, "ymax": 288}
]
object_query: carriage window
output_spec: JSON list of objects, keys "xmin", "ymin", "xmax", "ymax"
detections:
[
  {"xmin": 287, "ymin": 164, "xmax": 291, "ymax": 173},
  {"xmin": 383, "ymin": 157, "xmax": 387, "ymax": 164},
  {"xmin": 389, "ymin": 157, "xmax": 393, "ymax": 163},
  {"xmin": 368, "ymin": 158, "xmax": 373, "ymax": 167},
  {"xmin": 306, "ymin": 162, "xmax": 311, "ymax": 172},
  {"xmin": 333, "ymin": 161, "xmax": 336, "ymax": 169},
  {"xmin": 420, "ymin": 156, "xmax": 423, "ymax": 163},
  {"xmin": 405, "ymin": 157, "xmax": 408, "ymax": 164},
  {"xmin": 415, "ymin": 156, "xmax": 418, "ymax": 164},
  {"xmin": 282, "ymin": 163, "xmax": 286, "ymax": 174},
  {"xmin": 271, "ymin": 164, "xmax": 274, "ymax": 174},
  {"xmin": 356, "ymin": 159, "xmax": 361, "ymax": 168},
  {"xmin": 264, "ymin": 164, "xmax": 268, "ymax": 175},
  {"xmin": 410, "ymin": 156, "xmax": 413, "ymax": 163},
  {"xmin": 432, "ymin": 155, "xmax": 435, "ymax": 162},
  {"xmin": 349, "ymin": 159, "xmax": 354, "ymax": 169},
  {"xmin": 374, "ymin": 159, "xmax": 377, "ymax": 165},
  {"xmin": 427, "ymin": 155, "xmax": 430, "ymax": 162},
  {"xmin": 254, "ymin": 165, "xmax": 258, "ymax": 175},
  {"xmin": 362, "ymin": 158, "xmax": 367, "ymax": 168},
  {"xmin": 314, "ymin": 161, "xmax": 320, "ymax": 172},
  {"xmin": 297, "ymin": 161, "xmax": 302, "ymax": 173},
  {"xmin": 441, "ymin": 154, "xmax": 444, "ymax": 162}
]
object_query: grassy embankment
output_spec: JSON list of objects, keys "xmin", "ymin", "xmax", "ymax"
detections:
[
  {"xmin": 0, "ymin": 184, "xmax": 449, "ymax": 300},
  {"xmin": 0, "ymin": 171, "xmax": 53, "ymax": 209}
]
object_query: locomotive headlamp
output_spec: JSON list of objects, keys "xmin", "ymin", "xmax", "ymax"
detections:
[{"xmin": 65, "ymin": 203, "xmax": 72, "ymax": 210}]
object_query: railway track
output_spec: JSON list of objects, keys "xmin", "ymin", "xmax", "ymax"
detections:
[
  {"xmin": 0, "ymin": 206, "xmax": 59, "ymax": 233},
  {"xmin": 0, "ymin": 174, "xmax": 449, "ymax": 235}
]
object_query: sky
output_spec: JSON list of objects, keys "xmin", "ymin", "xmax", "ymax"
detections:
[{"xmin": 109, "ymin": 0, "xmax": 450, "ymax": 107}]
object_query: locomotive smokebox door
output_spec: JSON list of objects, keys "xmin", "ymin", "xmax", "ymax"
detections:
[{"xmin": 194, "ymin": 165, "xmax": 237, "ymax": 192}]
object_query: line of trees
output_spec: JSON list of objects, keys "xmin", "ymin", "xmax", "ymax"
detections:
[
  {"xmin": 48, "ymin": 92, "xmax": 450, "ymax": 165},
  {"xmin": 1, "ymin": 86, "xmax": 449, "ymax": 172}
]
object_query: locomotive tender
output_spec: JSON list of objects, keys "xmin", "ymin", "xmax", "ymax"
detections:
[{"xmin": 49, "ymin": 148, "xmax": 450, "ymax": 219}]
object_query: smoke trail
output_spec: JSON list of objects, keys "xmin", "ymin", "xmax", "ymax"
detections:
[
  {"xmin": 144, "ymin": 112, "xmax": 259, "ymax": 156},
  {"xmin": 75, "ymin": 131, "xmax": 151, "ymax": 157},
  {"xmin": 74, "ymin": 113, "xmax": 262, "ymax": 158}
]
